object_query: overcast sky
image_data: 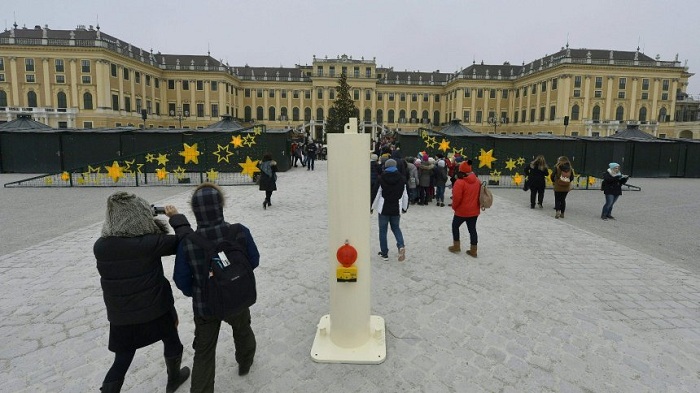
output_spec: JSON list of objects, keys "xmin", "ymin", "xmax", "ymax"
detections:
[{"xmin": 9, "ymin": 0, "xmax": 700, "ymax": 94}]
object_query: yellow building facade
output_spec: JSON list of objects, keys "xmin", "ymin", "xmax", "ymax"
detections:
[{"xmin": 1, "ymin": 24, "xmax": 698, "ymax": 139}]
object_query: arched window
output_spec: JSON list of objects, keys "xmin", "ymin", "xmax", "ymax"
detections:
[
  {"xmin": 244, "ymin": 106, "xmax": 252, "ymax": 122},
  {"xmin": 27, "ymin": 91, "xmax": 38, "ymax": 107},
  {"xmin": 410, "ymin": 110, "xmax": 417, "ymax": 122},
  {"xmin": 388, "ymin": 109, "xmax": 395, "ymax": 123},
  {"xmin": 0, "ymin": 90, "xmax": 7, "ymax": 107},
  {"xmin": 376, "ymin": 109, "xmax": 383, "ymax": 124},
  {"xmin": 433, "ymin": 110, "xmax": 440, "ymax": 126},
  {"xmin": 316, "ymin": 107, "xmax": 324, "ymax": 121},
  {"xmin": 399, "ymin": 109, "xmax": 406, "ymax": 122},
  {"xmin": 615, "ymin": 106, "xmax": 624, "ymax": 121},
  {"xmin": 304, "ymin": 107, "xmax": 311, "ymax": 121},
  {"xmin": 422, "ymin": 110, "xmax": 429, "ymax": 122},
  {"xmin": 571, "ymin": 104, "xmax": 580, "ymax": 121},
  {"xmin": 292, "ymin": 107, "xmax": 299, "ymax": 121},
  {"xmin": 364, "ymin": 108, "xmax": 371, "ymax": 122},
  {"xmin": 638, "ymin": 107, "xmax": 647, "ymax": 122},
  {"xmin": 256, "ymin": 106, "xmax": 264, "ymax": 121},
  {"xmin": 268, "ymin": 106, "xmax": 275, "ymax": 121},
  {"xmin": 57, "ymin": 91, "xmax": 67, "ymax": 109},
  {"xmin": 592, "ymin": 105, "xmax": 601, "ymax": 121},
  {"xmin": 658, "ymin": 107, "xmax": 667, "ymax": 122},
  {"xmin": 679, "ymin": 130, "xmax": 693, "ymax": 139},
  {"xmin": 83, "ymin": 92, "xmax": 93, "ymax": 110},
  {"xmin": 280, "ymin": 107, "xmax": 288, "ymax": 119}
]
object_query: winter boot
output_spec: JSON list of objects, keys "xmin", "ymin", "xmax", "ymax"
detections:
[
  {"xmin": 555, "ymin": 210, "xmax": 561, "ymax": 219},
  {"xmin": 100, "ymin": 379, "xmax": 124, "ymax": 393},
  {"xmin": 466, "ymin": 244, "xmax": 478, "ymax": 258},
  {"xmin": 448, "ymin": 240, "xmax": 461, "ymax": 253},
  {"xmin": 165, "ymin": 354, "xmax": 190, "ymax": 393}
]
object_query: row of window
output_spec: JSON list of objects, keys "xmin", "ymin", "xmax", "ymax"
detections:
[
  {"xmin": 316, "ymin": 65, "xmax": 373, "ymax": 78},
  {"xmin": 242, "ymin": 106, "xmax": 441, "ymax": 124},
  {"xmin": 165, "ymin": 79, "xmax": 219, "ymax": 91}
]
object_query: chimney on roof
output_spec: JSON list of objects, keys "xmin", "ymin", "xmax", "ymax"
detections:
[{"xmin": 34, "ymin": 25, "xmax": 41, "ymax": 30}]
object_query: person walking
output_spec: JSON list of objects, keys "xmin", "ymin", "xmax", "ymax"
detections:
[
  {"xmin": 371, "ymin": 158, "xmax": 409, "ymax": 262},
  {"xmin": 550, "ymin": 156, "xmax": 575, "ymax": 219},
  {"xmin": 174, "ymin": 183, "xmax": 259, "ymax": 392},
  {"xmin": 258, "ymin": 153, "xmax": 278, "ymax": 209},
  {"xmin": 305, "ymin": 140, "xmax": 317, "ymax": 170},
  {"xmin": 524, "ymin": 155, "xmax": 549, "ymax": 209},
  {"xmin": 601, "ymin": 162, "xmax": 629, "ymax": 220},
  {"xmin": 94, "ymin": 192, "xmax": 192, "ymax": 393},
  {"xmin": 448, "ymin": 160, "xmax": 481, "ymax": 258}
]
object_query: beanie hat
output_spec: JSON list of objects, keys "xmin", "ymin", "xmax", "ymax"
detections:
[
  {"xmin": 428, "ymin": 157, "xmax": 435, "ymax": 164},
  {"xmin": 101, "ymin": 191, "xmax": 167, "ymax": 237},
  {"xmin": 385, "ymin": 158, "xmax": 397, "ymax": 168},
  {"xmin": 370, "ymin": 153, "xmax": 378, "ymax": 161},
  {"xmin": 609, "ymin": 162, "xmax": 620, "ymax": 169},
  {"xmin": 414, "ymin": 159, "xmax": 421, "ymax": 166},
  {"xmin": 459, "ymin": 160, "xmax": 473, "ymax": 173},
  {"xmin": 437, "ymin": 159, "xmax": 446, "ymax": 168}
]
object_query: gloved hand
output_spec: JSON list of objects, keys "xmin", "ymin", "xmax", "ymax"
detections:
[{"xmin": 401, "ymin": 209, "xmax": 407, "ymax": 214}]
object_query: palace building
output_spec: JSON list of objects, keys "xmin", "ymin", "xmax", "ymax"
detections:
[{"xmin": 1, "ymin": 23, "xmax": 698, "ymax": 139}]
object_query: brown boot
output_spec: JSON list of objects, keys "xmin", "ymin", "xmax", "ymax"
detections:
[
  {"xmin": 448, "ymin": 240, "xmax": 461, "ymax": 253},
  {"xmin": 466, "ymin": 244, "xmax": 477, "ymax": 258}
]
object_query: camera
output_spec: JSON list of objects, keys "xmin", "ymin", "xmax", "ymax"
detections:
[{"xmin": 151, "ymin": 205, "xmax": 166, "ymax": 216}]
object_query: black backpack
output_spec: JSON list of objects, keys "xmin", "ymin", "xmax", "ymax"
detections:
[{"xmin": 188, "ymin": 224, "xmax": 257, "ymax": 319}]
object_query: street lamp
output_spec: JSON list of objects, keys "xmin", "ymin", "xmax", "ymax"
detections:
[
  {"xmin": 488, "ymin": 116, "xmax": 503, "ymax": 133},
  {"xmin": 169, "ymin": 105, "xmax": 189, "ymax": 128}
]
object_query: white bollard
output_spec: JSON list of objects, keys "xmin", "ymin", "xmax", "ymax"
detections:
[{"xmin": 310, "ymin": 118, "xmax": 386, "ymax": 364}]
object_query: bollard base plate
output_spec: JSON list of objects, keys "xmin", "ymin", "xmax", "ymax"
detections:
[{"xmin": 310, "ymin": 314, "xmax": 386, "ymax": 364}]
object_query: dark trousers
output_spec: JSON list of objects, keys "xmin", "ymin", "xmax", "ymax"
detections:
[
  {"xmin": 452, "ymin": 215, "xmax": 478, "ymax": 245},
  {"xmin": 306, "ymin": 156, "xmax": 315, "ymax": 170},
  {"xmin": 190, "ymin": 308, "xmax": 256, "ymax": 393},
  {"xmin": 530, "ymin": 186, "xmax": 545, "ymax": 207},
  {"xmin": 554, "ymin": 191, "xmax": 569, "ymax": 212},
  {"xmin": 265, "ymin": 190, "xmax": 273, "ymax": 202},
  {"xmin": 103, "ymin": 329, "xmax": 183, "ymax": 383}
]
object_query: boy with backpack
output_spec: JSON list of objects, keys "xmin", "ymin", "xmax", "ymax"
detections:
[{"xmin": 174, "ymin": 183, "xmax": 259, "ymax": 391}]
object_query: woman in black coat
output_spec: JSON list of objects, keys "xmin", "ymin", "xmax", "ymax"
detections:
[
  {"xmin": 524, "ymin": 155, "xmax": 549, "ymax": 209},
  {"xmin": 94, "ymin": 192, "xmax": 193, "ymax": 392},
  {"xmin": 259, "ymin": 152, "xmax": 278, "ymax": 209},
  {"xmin": 601, "ymin": 162, "xmax": 629, "ymax": 220}
]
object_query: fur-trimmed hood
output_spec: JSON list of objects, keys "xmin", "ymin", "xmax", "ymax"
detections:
[{"xmin": 101, "ymin": 191, "xmax": 168, "ymax": 237}]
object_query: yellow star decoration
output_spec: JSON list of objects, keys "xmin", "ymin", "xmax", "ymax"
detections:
[
  {"xmin": 516, "ymin": 157, "xmax": 526, "ymax": 166},
  {"xmin": 135, "ymin": 163, "xmax": 144, "ymax": 174},
  {"xmin": 238, "ymin": 156, "xmax": 261, "ymax": 179},
  {"xmin": 213, "ymin": 144, "xmax": 234, "ymax": 163},
  {"xmin": 489, "ymin": 169, "xmax": 502, "ymax": 181},
  {"xmin": 253, "ymin": 126, "xmax": 263, "ymax": 135},
  {"xmin": 156, "ymin": 153, "xmax": 169, "ymax": 166},
  {"xmin": 44, "ymin": 176, "xmax": 54, "ymax": 185},
  {"xmin": 206, "ymin": 168, "xmax": 219, "ymax": 181},
  {"xmin": 173, "ymin": 166, "xmax": 187, "ymax": 180},
  {"xmin": 420, "ymin": 130, "xmax": 429, "ymax": 139},
  {"xmin": 424, "ymin": 136, "xmax": 438, "ymax": 148},
  {"xmin": 77, "ymin": 176, "xmax": 85, "ymax": 185},
  {"xmin": 230, "ymin": 135, "xmax": 244, "ymax": 148},
  {"xmin": 179, "ymin": 143, "xmax": 201, "ymax": 164},
  {"xmin": 546, "ymin": 169, "xmax": 554, "ymax": 185},
  {"xmin": 242, "ymin": 135, "xmax": 257, "ymax": 147},
  {"xmin": 588, "ymin": 176, "xmax": 596, "ymax": 186},
  {"xmin": 145, "ymin": 153, "xmax": 156, "ymax": 163},
  {"xmin": 478, "ymin": 149, "xmax": 497, "ymax": 169},
  {"xmin": 504, "ymin": 158, "xmax": 517, "ymax": 171},
  {"xmin": 452, "ymin": 147, "xmax": 464, "ymax": 156},
  {"xmin": 512, "ymin": 173, "xmax": 524, "ymax": 186},
  {"xmin": 87, "ymin": 165, "xmax": 103, "ymax": 184},
  {"xmin": 105, "ymin": 161, "xmax": 124, "ymax": 183},
  {"xmin": 438, "ymin": 138, "xmax": 451, "ymax": 152},
  {"xmin": 123, "ymin": 159, "xmax": 135, "ymax": 174},
  {"xmin": 156, "ymin": 167, "xmax": 169, "ymax": 181},
  {"xmin": 61, "ymin": 172, "xmax": 70, "ymax": 182}
]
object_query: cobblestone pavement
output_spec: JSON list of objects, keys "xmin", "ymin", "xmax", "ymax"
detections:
[{"xmin": 1, "ymin": 166, "xmax": 700, "ymax": 392}]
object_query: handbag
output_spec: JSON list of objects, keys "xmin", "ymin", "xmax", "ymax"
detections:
[{"xmin": 523, "ymin": 178, "xmax": 530, "ymax": 192}]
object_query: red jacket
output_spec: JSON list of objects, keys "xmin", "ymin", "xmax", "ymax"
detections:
[{"xmin": 452, "ymin": 173, "xmax": 481, "ymax": 217}]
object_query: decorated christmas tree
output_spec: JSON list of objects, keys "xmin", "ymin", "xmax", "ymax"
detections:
[{"xmin": 326, "ymin": 73, "xmax": 359, "ymax": 134}]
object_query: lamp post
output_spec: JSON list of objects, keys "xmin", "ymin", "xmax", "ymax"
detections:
[
  {"xmin": 488, "ymin": 116, "xmax": 503, "ymax": 133},
  {"xmin": 169, "ymin": 105, "xmax": 189, "ymax": 128}
]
